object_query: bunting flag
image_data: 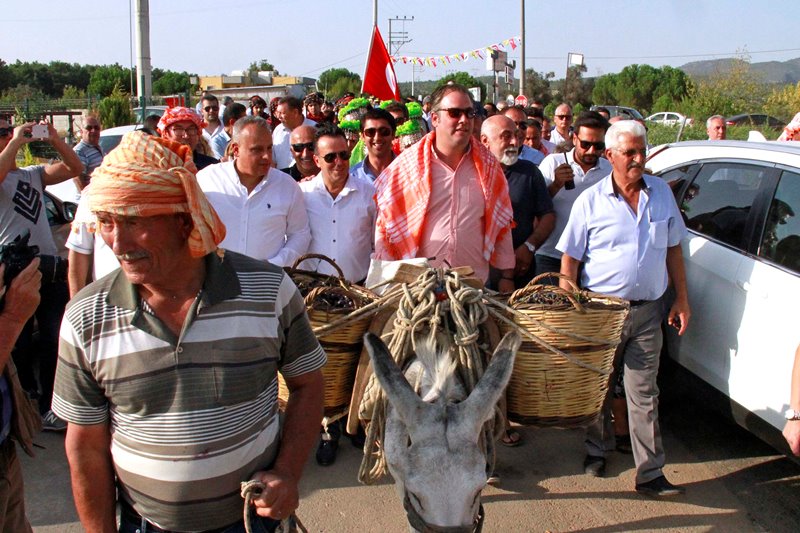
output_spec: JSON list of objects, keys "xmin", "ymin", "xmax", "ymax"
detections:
[
  {"xmin": 390, "ymin": 36, "xmax": 521, "ymax": 68},
  {"xmin": 362, "ymin": 25, "xmax": 401, "ymax": 100}
]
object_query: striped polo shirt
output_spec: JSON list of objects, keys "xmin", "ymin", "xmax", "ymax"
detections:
[
  {"xmin": 52, "ymin": 250, "xmax": 326, "ymax": 531},
  {"xmin": 73, "ymin": 140, "xmax": 104, "ymax": 178}
]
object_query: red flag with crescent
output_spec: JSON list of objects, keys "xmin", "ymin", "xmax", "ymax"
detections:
[{"xmin": 361, "ymin": 25, "xmax": 401, "ymax": 100}]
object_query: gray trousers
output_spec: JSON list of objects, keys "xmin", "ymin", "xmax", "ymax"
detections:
[{"xmin": 585, "ymin": 298, "xmax": 666, "ymax": 484}]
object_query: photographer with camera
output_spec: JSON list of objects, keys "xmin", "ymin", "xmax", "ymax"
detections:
[
  {"xmin": 0, "ymin": 259, "xmax": 44, "ymax": 532},
  {"xmin": 0, "ymin": 118, "xmax": 83, "ymax": 431}
]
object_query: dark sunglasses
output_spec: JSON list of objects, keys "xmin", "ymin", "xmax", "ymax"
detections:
[
  {"xmin": 0, "ymin": 127, "xmax": 13, "ymax": 138},
  {"xmin": 321, "ymin": 151, "xmax": 350, "ymax": 163},
  {"xmin": 84, "ymin": 125, "xmax": 100, "ymax": 131},
  {"xmin": 555, "ymin": 114, "xmax": 573, "ymax": 120},
  {"xmin": 204, "ymin": 106, "xmax": 219, "ymax": 112},
  {"xmin": 363, "ymin": 127, "xmax": 392, "ymax": 138},
  {"xmin": 291, "ymin": 142, "xmax": 314, "ymax": 153},
  {"xmin": 438, "ymin": 107, "xmax": 476, "ymax": 120},
  {"xmin": 577, "ymin": 139, "xmax": 605, "ymax": 151}
]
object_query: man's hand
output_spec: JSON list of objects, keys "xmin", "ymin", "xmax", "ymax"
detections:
[
  {"xmin": 497, "ymin": 278, "xmax": 515, "ymax": 294},
  {"xmin": 0, "ymin": 259, "xmax": 41, "ymax": 324},
  {"xmin": 668, "ymin": 295, "xmax": 690, "ymax": 336},
  {"xmin": 513, "ymin": 244, "xmax": 534, "ymax": 277},
  {"xmin": 11, "ymin": 122, "xmax": 38, "ymax": 145},
  {"xmin": 551, "ymin": 163, "xmax": 575, "ymax": 190},
  {"xmin": 249, "ymin": 469, "xmax": 300, "ymax": 520},
  {"xmin": 784, "ymin": 420, "xmax": 800, "ymax": 456}
]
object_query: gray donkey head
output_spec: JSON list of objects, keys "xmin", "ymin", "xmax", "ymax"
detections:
[{"xmin": 364, "ymin": 331, "xmax": 521, "ymax": 531}]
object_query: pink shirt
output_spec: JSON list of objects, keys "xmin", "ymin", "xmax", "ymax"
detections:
[{"xmin": 415, "ymin": 147, "xmax": 514, "ymax": 282}]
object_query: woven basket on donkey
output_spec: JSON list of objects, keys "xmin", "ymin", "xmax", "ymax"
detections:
[
  {"xmin": 279, "ymin": 254, "xmax": 377, "ymax": 416},
  {"xmin": 500, "ymin": 273, "xmax": 629, "ymax": 428}
]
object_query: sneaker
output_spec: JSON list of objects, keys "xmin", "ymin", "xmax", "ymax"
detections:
[
  {"xmin": 583, "ymin": 454, "xmax": 606, "ymax": 477},
  {"xmin": 635, "ymin": 475, "xmax": 686, "ymax": 497},
  {"xmin": 315, "ymin": 437, "xmax": 339, "ymax": 466},
  {"xmin": 42, "ymin": 410, "xmax": 67, "ymax": 432}
]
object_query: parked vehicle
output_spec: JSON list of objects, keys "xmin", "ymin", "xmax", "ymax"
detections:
[
  {"xmin": 132, "ymin": 105, "xmax": 169, "ymax": 124},
  {"xmin": 98, "ymin": 124, "xmax": 144, "ymax": 154},
  {"xmin": 590, "ymin": 105, "xmax": 644, "ymax": 120},
  {"xmin": 725, "ymin": 114, "xmax": 786, "ymax": 129},
  {"xmin": 646, "ymin": 112, "xmax": 694, "ymax": 127},
  {"xmin": 647, "ymin": 140, "xmax": 800, "ymax": 455},
  {"xmin": 43, "ymin": 189, "xmax": 77, "ymax": 259}
]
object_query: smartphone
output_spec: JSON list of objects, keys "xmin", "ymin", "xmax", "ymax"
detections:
[{"xmin": 31, "ymin": 124, "xmax": 49, "ymax": 139}]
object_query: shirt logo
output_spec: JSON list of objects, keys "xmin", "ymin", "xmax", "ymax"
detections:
[{"xmin": 12, "ymin": 181, "xmax": 42, "ymax": 224}]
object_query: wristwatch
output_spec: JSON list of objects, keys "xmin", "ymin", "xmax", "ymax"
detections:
[
  {"xmin": 785, "ymin": 409, "xmax": 800, "ymax": 420},
  {"xmin": 524, "ymin": 241, "xmax": 537, "ymax": 253}
]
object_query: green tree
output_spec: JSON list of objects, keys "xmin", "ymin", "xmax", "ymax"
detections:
[
  {"xmin": 152, "ymin": 70, "xmax": 193, "ymax": 95},
  {"xmin": 88, "ymin": 64, "xmax": 132, "ymax": 98},
  {"xmin": 435, "ymin": 71, "xmax": 483, "ymax": 101},
  {"xmin": 681, "ymin": 57, "xmax": 768, "ymax": 119},
  {"xmin": 555, "ymin": 65, "xmax": 592, "ymax": 108},
  {"xmin": 97, "ymin": 82, "xmax": 133, "ymax": 128},
  {"xmin": 318, "ymin": 68, "xmax": 362, "ymax": 99},
  {"xmin": 248, "ymin": 59, "xmax": 278, "ymax": 75},
  {"xmin": 764, "ymin": 82, "xmax": 800, "ymax": 121},
  {"xmin": 523, "ymin": 69, "xmax": 554, "ymax": 105},
  {"xmin": 592, "ymin": 65, "xmax": 692, "ymax": 115}
]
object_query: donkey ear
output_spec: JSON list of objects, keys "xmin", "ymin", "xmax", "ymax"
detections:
[
  {"xmin": 451, "ymin": 331, "xmax": 521, "ymax": 441},
  {"xmin": 364, "ymin": 333, "xmax": 428, "ymax": 428}
]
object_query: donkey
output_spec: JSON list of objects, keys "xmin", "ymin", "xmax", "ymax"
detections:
[{"xmin": 364, "ymin": 331, "xmax": 521, "ymax": 532}]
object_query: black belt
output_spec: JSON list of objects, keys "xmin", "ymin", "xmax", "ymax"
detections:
[
  {"xmin": 119, "ymin": 501, "xmax": 236, "ymax": 533},
  {"xmin": 629, "ymin": 299, "xmax": 655, "ymax": 307}
]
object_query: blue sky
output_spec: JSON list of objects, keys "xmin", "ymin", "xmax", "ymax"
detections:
[{"xmin": 3, "ymin": 0, "xmax": 799, "ymax": 86}]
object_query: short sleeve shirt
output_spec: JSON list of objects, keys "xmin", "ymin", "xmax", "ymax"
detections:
[
  {"xmin": 0, "ymin": 165, "xmax": 58, "ymax": 255},
  {"xmin": 504, "ymin": 159, "xmax": 554, "ymax": 248}
]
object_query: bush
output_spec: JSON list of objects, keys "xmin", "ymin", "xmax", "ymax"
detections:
[
  {"xmin": 646, "ymin": 122, "xmax": 783, "ymax": 147},
  {"xmin": 97, "ymin": 82, "xmax": 133, "ymax": 128}
]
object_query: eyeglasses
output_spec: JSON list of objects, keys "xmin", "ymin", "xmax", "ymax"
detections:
[
  {"xmin": 577, "ymin": 139, "xmax": 605, "ymax": 151},
  {"xmin": 0, "ymin": 127, "xmax": 13, "ymax": 138},
  {"xmin": 363, "ymin": 127, "xmax": 392, "ymax": 138},
  {"xmin": 437, "ymin": 107, "xmax": 476, "ymax": 120},
  {"xmin": 169, "ymin": 125, "xmax": 199, "ymax": 136},
  {"xmin": 555, "ymin": 114, "xmax": 573, "ymax": 120},
  {"xmin": 204, "ymin": 106, "xmax": 219, "ymax": 112},
  {"xmin": 84, "ymin": 125, "xmax": 100, "ymax": 131},
  {"xmin": 614, "ymin": 148, "xmax": 647, "ymax": 158},
  {"xmin": 321, "ymin": 151, "xmax": 350, "ymax": 163},
  {"xmin": 291, "ymin": 142, "xmax": 315, "ymax": 153}
]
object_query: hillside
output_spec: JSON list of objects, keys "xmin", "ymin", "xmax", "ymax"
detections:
[{"xmin": 679, "ymin": 57, "xmax": 800, "ymax": 83}]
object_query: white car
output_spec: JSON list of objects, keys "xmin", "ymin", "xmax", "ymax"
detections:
[
  {"xmin": 647, "ymin": 140, "xmax": 800, "ymax": 454},
  {"xmin": 646, "ymin": 112, "xmax": 693, "ymax": 127}
]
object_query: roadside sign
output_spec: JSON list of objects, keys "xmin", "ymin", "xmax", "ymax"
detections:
[{"xmin": 514, "ymin": 94, "xmax": 528, "ymax": 107}]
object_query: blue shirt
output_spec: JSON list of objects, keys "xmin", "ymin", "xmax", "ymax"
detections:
[
  {"xmin": 519, "ymin": 145, "xmax": 544, "ymax": 166},
  {"xmin": 349, "ymin": 160, "xmax": 377, "ymax": 182},
  {"xmin": 556, "ymin": 173, "xmax": 687, "ymax": 301}
]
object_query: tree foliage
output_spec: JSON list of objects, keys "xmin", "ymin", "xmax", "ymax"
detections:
[
  {"xmin": 248, "ymin": 59, "xmax": 277, "ymax": 74},
  {"xmin": 318, "ymin": 68, "xmax": 361, "ymax": 99},
  {"xmin": 435, "ymin": 71, "xmax": 484, "ymax": 101},
  {"xmin": 765, "ymin": 82, "xmax": 800, "ymax": 121},
  {"xmin": 523, "ymin": 69, "xmax": 555, "ymax": 105},
  {"xmin": 592, "ymin": 64, "xmax": 692, "ymax": 114},
  {"xmin": 554, "ymin": 65, "xmax": 593, "ymax": 108},
  {"xmin": 97, "ymin": 82, "xmax": 133, "ymax": 128},
  {"xmin": 680, "ymin": 58, "xmax": 768, "ymax": 119},
  {"xmin": 152, "ymin": 69, "xmax": 193, "ymax": 95},
  {"xmin": 88, "ymin": 64, "xmax": 132, "ymax": 98}
]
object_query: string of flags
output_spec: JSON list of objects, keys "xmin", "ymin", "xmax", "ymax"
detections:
[{"xmin": 391, "ymin": 36, "xmax": 522, "ymax": 68}]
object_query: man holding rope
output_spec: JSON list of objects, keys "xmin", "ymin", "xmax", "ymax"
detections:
[
  {"xmin": 52, "ymin": 131, "xmax": 325, "ymax": 532},
  {"xmin": 557, "ymin": 120, "xmax": 691, "ymax": 497}
]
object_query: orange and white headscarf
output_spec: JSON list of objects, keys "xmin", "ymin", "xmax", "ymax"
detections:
[
  {"xmin": 778, "ymin": 112, "xmax": 800, "ymax": 142},
  {"xmin": 77, "ymin": 131, "xmax": 226, "ymax": 257},
  {"xmin": 156, "ymin": 106, "xmax": 206, "ymax": 136}
]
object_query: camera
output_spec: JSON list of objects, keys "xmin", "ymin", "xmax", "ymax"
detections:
[
  {"xmin": 31, "ymin": 124, "xmax": 49, "ymax": 139},
  {"xmin": 0, "ymin": 231, "xmax": 67, "ymax": 311}
]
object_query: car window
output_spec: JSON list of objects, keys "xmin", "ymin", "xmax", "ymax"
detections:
[
  {"xmin": 651, "ymin": 113, "xmax": 663, "ymax": 121},
  {"xmin": 43, "ymin": 192, "xmax": 59, "ymax": 226},
  {"xmin": 759, "ymin": 170, "xmax": 800, "ymax": 273},
  {"xmin": 680, "ymin": 163, "xmax": 767, "ymax": 250}
]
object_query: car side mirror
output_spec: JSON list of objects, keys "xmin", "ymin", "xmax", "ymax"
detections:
[{"xmin": 63, "ymin": 202, "xmax": 78, "ymax": 222}]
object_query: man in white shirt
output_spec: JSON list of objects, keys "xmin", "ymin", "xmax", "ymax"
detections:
[
  {"xmin": 196, "ymin": 116, "xmax": 311, "ymax": 267},
  {"xmin": 550, "ymin": 103, "xmax": 573, "ymax": 146},
  {"xmin": 535, "ymin": 111, "xmax": 611, "ymax": 277},
  {"xmin": 273, "ymin": 97, "xmax": 317, "ymax": 170},
  {"xmin": 200, "ymin": 94, "xmax": 227, "ymax": 159}
]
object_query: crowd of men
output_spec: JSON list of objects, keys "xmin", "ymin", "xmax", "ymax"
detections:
[{"xmin": 9, "ymin": 82, "xmax": 797, "ymax": 531}]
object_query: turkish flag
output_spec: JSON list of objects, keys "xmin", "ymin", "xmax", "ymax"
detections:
[{"xmin": 361, "ymin": 26, "xmax": 401, "ymax": 101}]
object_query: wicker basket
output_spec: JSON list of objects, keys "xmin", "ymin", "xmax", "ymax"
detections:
[
  {"xmin": 500, "ymin": 273, "xmax": 629, "ymax": 428},
  {"xmin": 279, "ymin": 254, "xmax": 377, "ymax": 416}
]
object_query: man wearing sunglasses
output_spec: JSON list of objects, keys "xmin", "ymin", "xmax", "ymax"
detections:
[
  {"xmin": 557, "ymin": 119, "xmax": 690, "ymax": 498},
  {"xmin": 281, "ymin": 125, "xmax": 320, "ymax": 182},
  {"xmin": 550, "ymin": 103, "xmax": 574, "ymax": 147},
  {"xmin": 0, "ymin": 119, "xmax": 83, "ymax": 431},
  {"xmin": 535, "ymin": 111, "xmax": 611, "ymax": 278},
  {"xmin": 374, "ymin": 83, "xmax": 516, "ymax": 294},
  {"xmin": 350, "ymin": 108, "xmax": 397, "ymax": 183},
  {"xmin": 197, "ymin": 116, "xmax": 311, "ymax": 268},
  {"xmin": 72, "ymin": 115, "xmax": 104, "ymax": 197},
  {"xmin": 201, "ymin": 94, "xmax": 226, "ymax": 159}
]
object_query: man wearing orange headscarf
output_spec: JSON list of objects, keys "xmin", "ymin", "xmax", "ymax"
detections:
[
  {"xmin": 157, "ymin": 106, "xmax": 219, "ymax": 170},
  {"xmin": 53, "ymin": 131, "xmax": 325, "ymax": 533}
]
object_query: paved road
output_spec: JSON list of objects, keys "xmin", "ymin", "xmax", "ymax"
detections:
[{"xmin": 20, "ymin": 366, "xmax": 800, "ymax": 532}]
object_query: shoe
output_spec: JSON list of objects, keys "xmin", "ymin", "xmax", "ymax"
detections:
[
  {"xmin": 42, "ymin": 410, "xmax": 67, "ymax": 432},
  {"xmin": 615, "ymin": 434, "xmax": 633, "ymax": 454},
  {"xmin": 635, "ymin": 475, "xmax": 686, "ymax": 497},
  {"xmin": 500, "ymin": 429, "xmax": 522, "ymax": 447},
  {"xmin": 583, "ymin": 455, "xmax": 606, "ymax": 477},
  {"xmin": 347, "ymin": 428, "xmax": 366, "ymax": 449},
  {"xmin": 486, "ymin": 472, "xmax": 501, "ymax": 486},
  {"xmin": 315, "ymin": 434, "xmax": 339, "ymax": 466}
]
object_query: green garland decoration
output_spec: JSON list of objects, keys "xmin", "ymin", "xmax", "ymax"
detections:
[
  {"xmin": 396, "ymin": 119, "xmax": 422, "ymax": 136},
  {"xmin": 406, "ymin": 101, "xmax": 423, "ymax": 119},
  {"xmin": 338, "ymin": 97, "xmax": 371, "ymax": 122},
  {"xmin": 339, "ymin": 119, "xmax": 361, "ymax": 132}
]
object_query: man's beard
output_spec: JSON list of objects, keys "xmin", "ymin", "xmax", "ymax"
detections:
[{"xmin": 500, "ymin": 148, "xmax": 519, "ymax": 166}]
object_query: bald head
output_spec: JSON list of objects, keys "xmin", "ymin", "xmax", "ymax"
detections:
[
  {"xmin": 290, "ymin": 124, "xmax": 316, "ymax": 144},
  {"xmin": 289, "ymin": 124, "xmax": 319, "ymax": 177},
  {"xmin": 480, "ymin": 115, "xmax": 519, "ymax": 166}
]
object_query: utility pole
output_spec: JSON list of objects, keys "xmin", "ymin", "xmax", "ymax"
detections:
[
  {"xmin": 135, "ymin": 0, "xmax": 152, "ymax": 107},
  {"xmin": 520, "ymin": 0, "xmax": 525, "ymax": 96},
  {"xmin": 388, "ymin": 16, "xmax": 414, "ymax": 56}
]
